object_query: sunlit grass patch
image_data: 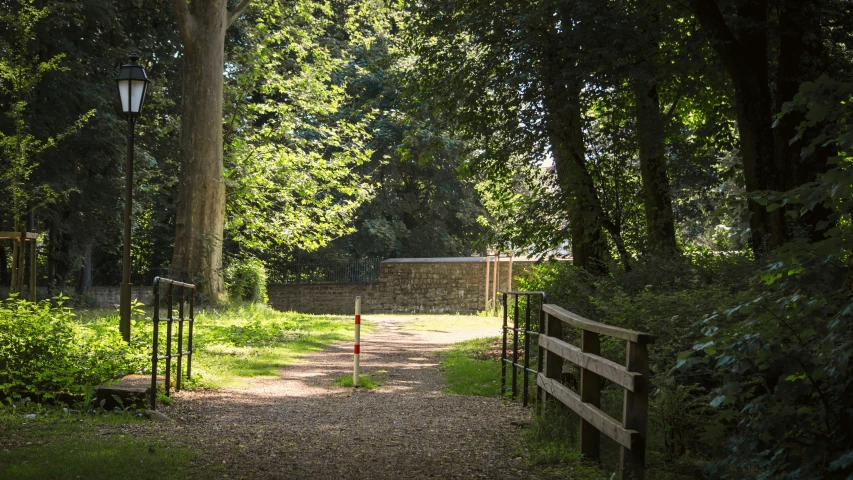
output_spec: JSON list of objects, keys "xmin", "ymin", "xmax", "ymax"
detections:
[
  {"xmin": 74, "ymin": 303, "xmax": 374, "ymax": 389},
  {"xmin": 439, "ymin": 337, "xmax": 503, "ymax": 397},
  {"xmin": 397, "ymin": 314, "xmax": 502, "ymax": 333}
]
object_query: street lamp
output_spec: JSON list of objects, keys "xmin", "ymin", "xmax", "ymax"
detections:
[{"xmin": 116, "ymin": 52, "xmax": 150, "ymax": 343}]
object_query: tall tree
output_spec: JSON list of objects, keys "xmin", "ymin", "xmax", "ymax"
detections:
[
  {"xmin": 686, "ymin": 0, "xmax": 843, "ymax": 254},
  {"xmin": 170, "ymin": 0, "xmax": 253, "ymax": 299},
  {"xmin": 631, "ymin": 0, "xmax": 678, "ymax": 254}
]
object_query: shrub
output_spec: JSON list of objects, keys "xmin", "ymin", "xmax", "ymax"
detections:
[
  {"xmin": 0, "ymin": 296, "xmax": 146, "ymax": 403},
  {"xmin": 680, "ymin": 243, "xmax": 853, "ymax": 479},
  {"xmin": 225, "ymin": 256, "xmax": 268, "ymax": 303}
]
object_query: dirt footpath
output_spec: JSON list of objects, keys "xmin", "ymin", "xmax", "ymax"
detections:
[{"xmin": 154, "ymin": 315, "xmax": 568, "ymax": 479}]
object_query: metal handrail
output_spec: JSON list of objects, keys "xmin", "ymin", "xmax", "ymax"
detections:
[
  {"xmin": 149, "ymin": 277, "xmax": 196, "ymax": 410},
  {"xmin": 500, "ymin": 291, "xmax": 547, "ymax": 407}
]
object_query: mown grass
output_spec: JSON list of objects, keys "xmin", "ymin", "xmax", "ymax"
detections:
[
  {"xmin": 0, "ymin": 409, "xmax": 208, "ymax": 480},
  {"xmin": 75, "ymin": 303, "xmax": 373, "ymax": 389},
  {"xmin": 439, "ymin": 337, "xmax": 503, "ymax": 397}
]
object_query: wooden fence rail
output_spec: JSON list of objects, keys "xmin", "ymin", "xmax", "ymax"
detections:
[{"xmin": 538, "ymin": 303, "xmax": 654, "ymax": 480}]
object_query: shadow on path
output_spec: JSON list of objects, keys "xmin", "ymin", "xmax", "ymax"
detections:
[{"xmin": 152, "ymin": 315, "xmax": 561, "ymax": 480}]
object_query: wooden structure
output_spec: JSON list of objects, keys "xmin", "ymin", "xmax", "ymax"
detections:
[
  {"xmin": 483, "ymin": 249, "xmax": 515, "ymax": 312},
  {"xmin": 1, "ymin": 230, "xmax": 39, "ymax": 301},
  {"xmin": 538, "ymin": 303, "xmax": 654, "ymax": 479}
]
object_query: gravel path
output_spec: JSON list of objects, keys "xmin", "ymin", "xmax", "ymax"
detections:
[{"xmin": 150, "ymin": 315, "xmax": 566, "ymax": 479}]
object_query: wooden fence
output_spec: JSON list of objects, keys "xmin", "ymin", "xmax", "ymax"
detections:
[{"xmin": 538, "ymin": 303, "xmax": 655, "ymax": 480}]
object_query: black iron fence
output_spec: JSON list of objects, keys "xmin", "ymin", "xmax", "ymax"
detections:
[
  {"xmin": 501, "ymin": 291, "xmax": 547, "ymax": 407},
  {"xmin": 150, "ymin": 277, "xmax": 195, "ymax": 410},
  {"xmin": 266, "ymin": 257, "xmax": 382, "ymax": 284}
]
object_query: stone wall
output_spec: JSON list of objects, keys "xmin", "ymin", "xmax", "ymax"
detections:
[
  {"xmin": 0, "ymin": 286, "xmax": 153, "ymax": 307},
  {"xmin": 267, "ymin": 257, "xmax": 538, "ymax": 315}
]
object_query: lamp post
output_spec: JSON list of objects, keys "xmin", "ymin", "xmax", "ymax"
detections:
[{"xmin": 116, "ymin": 52, "xmax": 150, "ymax": 343}]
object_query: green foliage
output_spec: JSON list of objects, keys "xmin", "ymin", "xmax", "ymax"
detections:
[
  {"xmin": 679, "ymin": 256, "xmax": 852, "ymax": 478},
  {"xmin": 525, "ymin": 401, "xmax": 582, "ymax": 465},
  {"xmin": 225, "ymin": 256, "xmax": 268, "ymax": 303},
  {"xmin": 0, "ymin": 296, "xmax": 146, "ymax": 402},
  {"xmin": 0, "ymin": 0, "xmax": 94, "ymax": 228},
  {"xmin": 439, "ymin": 337, "xmax": 502, "ymax": 397},
  {"xmin": 223, "ymin": 1, "xmax": 375, "ymax": 256},
  {"xmin": 670, "ymin": 76, "xmax": 853, "ymax": 479}
]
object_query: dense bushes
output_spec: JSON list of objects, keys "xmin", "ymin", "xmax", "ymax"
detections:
[
  {"xmin": 225, "ymin": 257, "xmax": 268, "ymax": 303},
  {"xmin": 516, "ymin": 256, "xmax": 745, "ymax": 473},
  {"xmin": 518, "ymin": 246, "xmax": 853, "ymax": 478},
  {"xmin": 0, "ymin": 296, "xmax": 146, "ymax": 403},
  {"xmin": 682, "ymin": 243, "xmax": 853, "ymax": 479}
]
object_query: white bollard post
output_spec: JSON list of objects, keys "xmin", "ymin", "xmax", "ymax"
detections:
[{"xmin": 353, "ymin": 296, "xmax": 361, "ymax": 387}]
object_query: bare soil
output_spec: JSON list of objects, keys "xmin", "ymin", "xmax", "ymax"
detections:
[{"xmin": 121, "ymin": 315, "xmax": 569, "ymax": 479}]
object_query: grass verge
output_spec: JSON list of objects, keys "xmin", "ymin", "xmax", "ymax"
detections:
[
  {"xmin": 439, "ymin": 337, "xmax": 503, "ymax": 397},
  {"xmin": 0, "ymin": 409, "xmax": 208, "ymax": 480}
]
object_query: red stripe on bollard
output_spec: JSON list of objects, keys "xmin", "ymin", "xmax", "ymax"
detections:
[
  {"xmin": 355, "ymin": 314, "xmax": 361, "ymax": 324},
  {"xmin": 354, "ymin": 344, "xmax": 360, "ymax": 354}
]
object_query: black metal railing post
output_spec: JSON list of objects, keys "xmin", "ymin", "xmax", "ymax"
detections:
[
  {"xmin": 149, "ymin": 277, "xmax": 196, "ymax": 411},
  {"xmin": 165, "ymin": 283, "xmax": 173, "ymax": 397},
  {"xmin": 501, "ymin": 292, "xmax": 508, "ymax": 396},
  {"xmin": 176, "ymin": 286, "xmax": 184, "ymax": 391},
  {"xmin": 151, "ymin": 281, "xmax": 160, "ymax": 410},
  {"xmin": 500, "ymin": 291, "xmax": 547, "ymax": 406},
  {"xmin": 536, "ymin": 292, "xmax": 546, "ymax": 408},
  {"xmin": 187, "ymin": 290, "xmax": 195, "ymax": 379},
  {"xmin": 523, "ymin": 293, "xmax": 532, "ymax": 407},
  {"xmin": 512, "ymin": 294, "xmax": 519, "ymax": 399}
]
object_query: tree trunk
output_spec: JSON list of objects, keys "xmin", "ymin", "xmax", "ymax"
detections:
[
  {"xmin": 634, "ymin": 81, "xmax": 678, "ymax": 254},
  {"xmin": 544, "ymin": 78, "xmax": 612, "ymax": 274},
  {"xmin": 632, "ymin": 0, "xmax": 678, "ymax": 255},
  {"xmin": 0, "ymin": 245, "xmax": 6, "ymax": 289},
  {"xmin": 170, "ymin": 0, "xmax": 252, "ymax": 300},
  {"xmin": 540, "ymin": 5, "xmax": 622, "ymax": 273},
  {"xmin": 691, "ymin": 0, "xmax": 788, "ymax": 255},
  {"xmin": 76, "ymin": 242, "xmax": 92, "ymax": 294},
  {"xmin": 773, "ymin": 0, "xmax": 834, "ymax": 242},
  {"xmin": 46, "ymin": 221, "xmax": 55, "ymax": 296}
]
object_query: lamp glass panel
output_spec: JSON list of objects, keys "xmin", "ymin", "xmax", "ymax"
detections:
[
  {"xmin": 129, "ymin": 80, "xmax": 146, "ymax": 113},
  {"xmin": 117, "ymin": 79, "xmax": 131, "ymax": 113}
]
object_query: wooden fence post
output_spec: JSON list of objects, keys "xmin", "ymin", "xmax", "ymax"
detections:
[
  {"xmin": 620, "ymin": 341, "xmax": 649, "ymax": 479},
  {"xmin": 484, "ymin": 254, "xmax": 491, "ymax": 312},
  {"xmin": 580, "ymin": 330, "xmax": 601, "ymax": 460},
  {"xmin": 29, "ymin": 240, "xmax": 36, "ymax": 301},
  {"xmin": 543, "ymin": 312, "xmax": 562, "ymax": 400}
]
